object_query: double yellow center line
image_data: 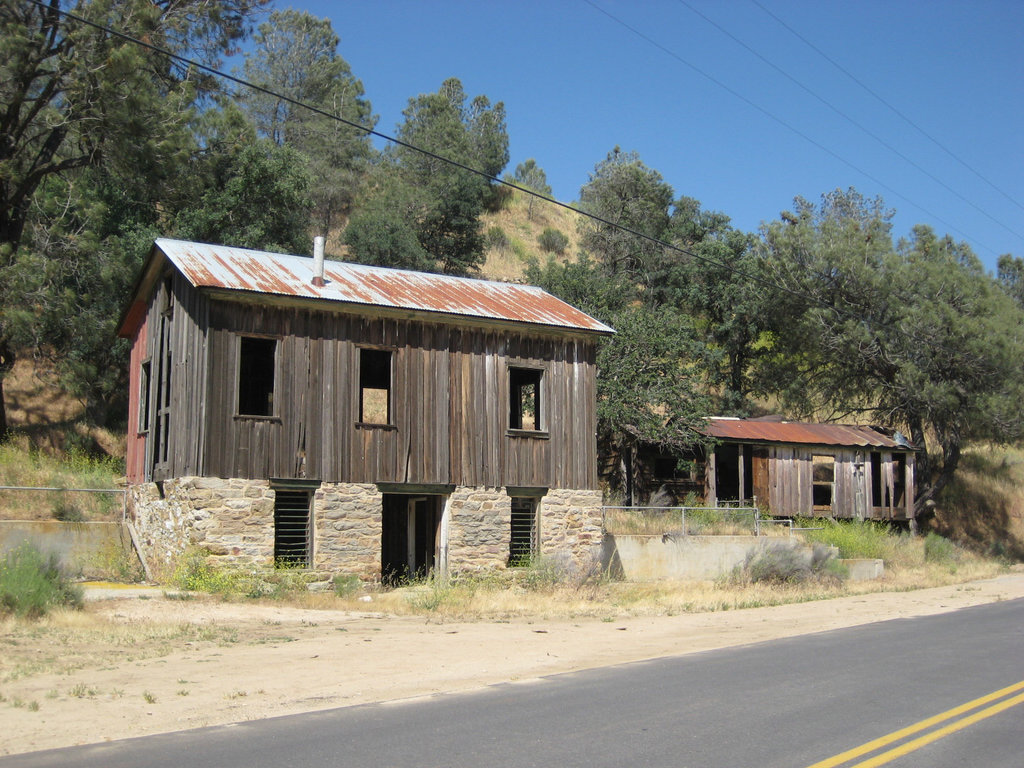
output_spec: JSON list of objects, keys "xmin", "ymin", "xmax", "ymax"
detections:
[{"xmin": 806, "ymin": 679, "xmax": 1024, "ymax": 768}]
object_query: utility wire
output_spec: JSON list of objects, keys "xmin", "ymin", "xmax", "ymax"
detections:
[
  {"xmin": 676, "ymin": 0, "xmax": 1024, "ymax": 244},
  {"xmin": 751, "ymin": 0, "xmax": 1024, "ymax": 215},
  {"xmin": 583, "ymin": 0, "xmax": 998, "ymax": 256},
  {"xmin": 29, "ymin": 0, "xmax": 984, "ymax": 361}
]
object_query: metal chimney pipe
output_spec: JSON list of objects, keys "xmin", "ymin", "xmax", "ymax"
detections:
[{"xmin": 312, "ymin": 236, "xmax": 326, "ymax": 287}]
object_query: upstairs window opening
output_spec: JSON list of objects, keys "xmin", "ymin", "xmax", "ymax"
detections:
[
  {"xmin": 238, "ymin": 337, "xmax": 277, "ymax": 417},
  {"xmin": 509, "ymin": 367, "xmax": 542, "ymax": 431},
  {"xmin": 138, "ymin": 360, "xmax": 152, "ymax": 433},
  {"xmin": 360, "ymin": 348, "xmax": 392, "ymax": 424}
]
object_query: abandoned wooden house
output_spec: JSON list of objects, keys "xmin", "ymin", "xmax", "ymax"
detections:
[
  {"xmin": 703, "ymin": 418, "xmax": 916, "ymax": 522},
  {"xmin": 609, "ymin": 418, "xmax": 916, "ymax": 523},
  {"xmin": 117, "ymin": 238, "xmax": 614, "ymax": 581}
]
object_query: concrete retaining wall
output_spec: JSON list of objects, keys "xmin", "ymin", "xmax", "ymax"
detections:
[
  {"xmin": 840, "ymin": 558, "xmax": 885, "ymax": 581},
  {"xmin": 602, "ymin": 533, "xmax": 825, "ymax": 581},
  {"xmin": 0, "ymin": 521, "xmax": 134, "ymax": 579}
]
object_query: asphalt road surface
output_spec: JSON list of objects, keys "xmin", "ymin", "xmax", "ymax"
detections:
[{"xmin": 4, "ymin": 598, "xmax": 1022, "ymax": 768}]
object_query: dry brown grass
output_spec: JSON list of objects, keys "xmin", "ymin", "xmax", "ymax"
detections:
[
  {"xmin": 931, "ymin": 443, "xmax": 1024, "ymax": 559},
  {"xmin": 3, "ymin": 357, "xmax": 122, "ymax": 458},
  {"xmin": 0, "ymin": 442, "xmax": 123, "ymax": 521},
  {"xmin": 480, "ymin": 189, "xmax": 583, "ymax": 281},
  {"xmin": 0, "ymin": 608, "xmax": 243, "ymax": 683},
  {"xmin": 0, "ymin": 553, "xmax": 1008, "ymax": 687}
]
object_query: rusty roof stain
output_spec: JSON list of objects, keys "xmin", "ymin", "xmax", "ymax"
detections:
[
  {"xmin": 704, "ymin": 418, "xmax": 911, "ymax": 449},
  {"xmin": 154, "ymin": 239, "xmax": 614, "ymax": 334}
]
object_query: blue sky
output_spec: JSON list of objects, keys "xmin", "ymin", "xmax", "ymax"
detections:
[{"xmin": 291, "ymin": 0, "xmax": 1022, "ymax": 270}]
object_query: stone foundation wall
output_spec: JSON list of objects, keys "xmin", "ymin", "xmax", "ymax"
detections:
[
  {"xmin": 129, "ymin": 478, "xmax": 604, "ymax": 580},
  {"xmin": 313, "ymin": 483, "xmax": 382, "ymax": 579},
  {"xmin": 539, "ymin": 488, "xmax": 604, "ymax": 571},
  {"xmin": 128, "ymin": 478, "xmax": 275, "ymax": 574},
  {"xmin": 446, "ymin": 487, "xmax": 513, "ymax": 571}
]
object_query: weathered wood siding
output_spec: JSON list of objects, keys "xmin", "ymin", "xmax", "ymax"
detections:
[
  {"xmin": 124, "ymin": 312, "xmax": 149, "ymax": 484},
  {"xmin": 132, "ymin": 273, "xmax": 211, "ymax": 483},
  {"xmin": 141, "ymin": 291, "xmax": 598, "ymax": 490},
  {"xmin": 712, "ymin": 442, "xmax": 914, "ymax": 520}
]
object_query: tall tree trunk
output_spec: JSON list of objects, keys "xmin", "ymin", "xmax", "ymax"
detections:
[
  {"xmin": 0, "ymin": 339, "xmax": 12, "ymax": 442},
  {"xmin": 909, "ymin": 416, "xmax": 928, "ymax": 499}
]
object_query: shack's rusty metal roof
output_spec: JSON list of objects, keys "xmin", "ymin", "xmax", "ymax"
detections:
[
  {"xmin": 152, "ymin": 239, "xmax": 614, "ymax": 334},
  {"xmin": 704, "ymin": 417, "xmax": 911, "ymax": 449}
]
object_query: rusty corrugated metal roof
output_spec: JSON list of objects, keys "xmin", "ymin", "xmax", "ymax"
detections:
[
  {"xmin": 154, "ymin": 239, "xmax": 614, "ymax": 334},
  {"xmin": 704, "ymin": 417, "xmax": 910, "ymax": 449}
]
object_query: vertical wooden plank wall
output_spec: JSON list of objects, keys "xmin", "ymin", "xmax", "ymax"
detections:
[
  {"xmin": 124, "ymin": 313, "xmax": 149, "ymax": 484},
  {"xmin": 185, "ymin": 298, "xmax": 597, "ymax": 490}
]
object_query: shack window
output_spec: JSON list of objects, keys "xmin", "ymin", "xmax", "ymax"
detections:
[
  {"xmin": 509, "ymin": 497, "xmax": 539, "ymax": 566},
  {"xmin": 812, "ymin": 454, "xmax": 834, "ymax": 509},
  {"xmin": 273, "ymin": 487, "xmax": 312, "ymax": 568},
  {"xmin": 360, "ymin": 348, "xmax": 392, "ymax": 424},
  {"xmin": 509, "ymin": 367, "xmax": 542, "ymax": 431},
  {"xmin": 238, "ymin": 337, "xmax": 276, "ymax": 417},
  {"xmin": 138, "ymin": 360, "xmax": 151, "ymax": 433}
]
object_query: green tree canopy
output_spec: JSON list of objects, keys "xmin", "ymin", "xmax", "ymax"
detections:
[
  {"xmin": 346, "ymin": 78, "xmax": 509, "ymax": 276},
  {"xmin": 242, "ymin": 9, "xmax": 376, "ymax": 235},
  {"xmin": 0, "ymin": 0, "xmax": 267, "ymax": 439},
  {"xmin": 757, "ymin": 188, "xmax": 1024, "ymax": 510},
  {"xmin": 577, "ymin": 147, "xmax": 674, "ymax": 291}
]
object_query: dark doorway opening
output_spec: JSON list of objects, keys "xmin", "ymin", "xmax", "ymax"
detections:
[
  {"xmin": 381, "ymin": 494, "xmax": 443, "ymax": 585},
  {"xmin": 716, "ymin": 444, "xmax": 740, "ymax": 501}
]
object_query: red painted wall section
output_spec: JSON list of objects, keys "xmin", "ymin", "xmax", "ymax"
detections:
[{"xmin": 124, "ymin": 313, "xmax": 149, "ymax": 484}]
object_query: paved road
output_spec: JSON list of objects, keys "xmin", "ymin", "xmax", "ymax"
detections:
[{"xmin": 4, "ymin": 599, "xmax": 1022, "ymax": 768}]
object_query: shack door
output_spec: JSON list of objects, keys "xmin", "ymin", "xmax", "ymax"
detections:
[
  {"xmin": 751, "ymin": 448, "xmax": 770, "ymax": 507},
  {"xmin": 381, "ymin": 494, "xmax": 441, "ymax": 585}
]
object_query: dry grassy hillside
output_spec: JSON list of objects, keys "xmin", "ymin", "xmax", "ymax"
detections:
[
  {"xmin": 930, "ymin": 444, "xmax": 1024, "ymax": 559},
  {"xmin": 479, "ymin": 189, "xmax": 583, "ymax": 281}
]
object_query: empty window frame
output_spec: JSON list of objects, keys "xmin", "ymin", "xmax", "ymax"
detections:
[
  {"xmin": 509, "ymin": 367, "xmax": 543, "ymax": 431},
  {"xmin": 238, "ymin": 337, "xmax": 277, "ymax": 417},
  {"xmin": 138, "ymin": 360, "xmax": 152, "ymax": 433},
  {"xmin": 509, "ymin": 497, "xmax": 539, "ymax": 566},
  {"xmin": 273, "ymin": 486, "xmax": 313, "ymax": 568},
  {"xmin": 359, "ymin": 348, "xmax": 392, "ymax": 424},
  {"xmin": 811, "ymin": 454, "xmax": 835, "ymax": 509}
]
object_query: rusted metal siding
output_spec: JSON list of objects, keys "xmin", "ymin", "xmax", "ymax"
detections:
[
  {"xmin": 151, "ymin": 239, "xmax": 614, "ymax": 335},
  {"xmin": 706, "ymin": 418, "xmax": 904, "ymax": 449}
]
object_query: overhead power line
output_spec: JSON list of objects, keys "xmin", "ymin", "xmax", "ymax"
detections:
[
  {"xmin": 27, "ymin": 0, "xmax": 989, "ymax": 361},
  {"xmin": 583, "ymin": 0, "xmax": 1000, "ymax": 256},
  {"xmin": 750, "ymin": 0, "xmax": 1024, "ymax": 215},
  {"xmin": 676, "ymin": 0, "xmax": 1024, "ymax": 244}
]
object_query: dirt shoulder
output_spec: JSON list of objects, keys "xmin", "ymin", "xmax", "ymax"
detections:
[{"xmin": 3, "ymin": 573, "xmax": 1024, "ymax": 756}]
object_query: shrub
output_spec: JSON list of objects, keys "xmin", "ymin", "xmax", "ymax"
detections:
[
  {"xmin": 0, "ymin": 544, "xmax": 84, "ymax": 617},
  {"xmin": 485, "ymin": 225, "xmax": 509, "ymax": 251},
  {"xmin": 52, "ymin": 500, "xmax": 85, "ymax": 523},
  {"xmin": 733, "ymin": 543, "xmax": 842, "ymax": 586},
  {"xmin": 332, "ymin": 573, "xmax": 362, "ymax": 597},
  {"xmin": 171, "ymin": 549, "xmax": 242, "ymax": 595},
  {"xmin": 537, "ymin": 227, "xmax": 569, "ymax": 254},
  {"xmin": 800, "ymin": 519, "xmax": 898, "ymax": 560},
  {"xmin": 924, "ymin": 532, "xmax": 958, "ymax": 565},
  {"xmin": 87, "ymin": 538, "xmax": 145, "ymax": 583}
]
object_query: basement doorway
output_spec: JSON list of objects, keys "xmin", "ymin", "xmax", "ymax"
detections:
[{"xmin": 381, "ymin": 494, "xmax": 443, "ymax": 585}]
